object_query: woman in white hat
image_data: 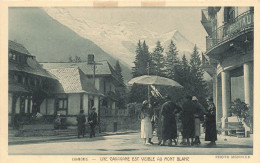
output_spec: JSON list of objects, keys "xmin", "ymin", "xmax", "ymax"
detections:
[
  {"xmin": 192, "ymin": 96, "xmax": 206, "ymax": 145},
  {"xmin": 139, "ymin": 100, "xmax": 153, "ymax": 145}
]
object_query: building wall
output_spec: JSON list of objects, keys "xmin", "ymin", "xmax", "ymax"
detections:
[
  {"xmin": 83, "ymin": 94, "xmax": 89, "ymax": 116},
  {"xmin": 94, "ymin": 96, "xmax": 99, "ymax": 115},
  {"xmin": 217, "ymin": 51, "xmax": 253, "ymax": 75},
  {"xmin": 40, "ymin": 99, "xmax": 46, "ymax": 115},
  {"xmin": 68, "ymin": 94, "xmax": 81, "ymax": 115},
  {"xmin": 47, "ymin": 98, "xmax": 55, "ymax": 115},
  {"xmin": 231, "ymin": 76, "xmax": 245, "ymax": 101},
  {"xmin": 8, "ymin": 93, "xmax": 12, "ymax": 114},
  {"xmin": 216, "ymin": 7, "xmax": 251, "ymax": 28},
  {"xmin": 95, "ymin": 78, "xmax": 100, "ymax": 91}
]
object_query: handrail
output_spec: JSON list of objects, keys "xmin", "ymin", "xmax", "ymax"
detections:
[{"xmin": 206, "ymin": 10, "xmax": 254, "ymax": 51}]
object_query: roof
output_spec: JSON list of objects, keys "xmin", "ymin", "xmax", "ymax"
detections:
[
  {"xmin": 41, "ymin": 61, "xmax": 125, "ymax": 86},
  {"xmin": 41, "ymin": 61, "xmax": 112, "ymax": 76},
  {"xmin": 9, "ymin": 40, "xmax": 32, "ymax": 56},
  {"xmin": 46, "ymin": 66, "xmax": 103, "ymax": 95},
  {"xmin": 9, "ymin": 83, "xmax": 29, "ymax": 93},
  {"xmin": 9, "ymin": 57, "xmax": 56, "ymax": 79}
]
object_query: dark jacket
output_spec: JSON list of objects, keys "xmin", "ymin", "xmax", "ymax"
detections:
[{"xmin": 88, "ymin": 112, "xmax": 98, "ymax": 126}]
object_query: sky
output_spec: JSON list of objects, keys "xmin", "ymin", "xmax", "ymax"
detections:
[{"xmin": 55, "ymin": 7, "xmax": 208, "ymax": 50}]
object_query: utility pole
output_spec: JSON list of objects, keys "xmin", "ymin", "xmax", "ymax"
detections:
[{"xmin": 88, "ymin": 54, "xmax": 103, "ymax": 133}]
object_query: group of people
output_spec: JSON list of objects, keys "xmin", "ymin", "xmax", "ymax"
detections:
[
  {"xmin": 139, "ymin": 95, "xmax": 217, "ymax": 147},
  {"xmin": 54, "ymin": 107, "xmax": 98, "ymax": 138},
  {"xmin": 75, "ymin": 107, "xmax": 98, "ymax": 138}
]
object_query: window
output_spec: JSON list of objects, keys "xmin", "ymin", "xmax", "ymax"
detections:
[
  {"xmin": 56, "ymin": 98, "xmax": 68, "ymax": 115},
  {"xmin": 58, "ymin": 98, "xmax": 68, "ymax": 110},
  {"xmin": 20, "ymin": 96, "xmax": 26, "ymax": 114}
]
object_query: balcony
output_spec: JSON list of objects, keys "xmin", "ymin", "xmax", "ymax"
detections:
[{"xmin": 206, "ymin": 10, "xmax": 254, "ymax": 53}]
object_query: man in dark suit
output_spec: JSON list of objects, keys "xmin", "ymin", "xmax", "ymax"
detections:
[
  {"xmin": 77, "ymin": 110, "xmax": 86, "ymax": 138},
  {"xmin": 88, "ymin": 107, "xmax": 98, "ymax": 138}
]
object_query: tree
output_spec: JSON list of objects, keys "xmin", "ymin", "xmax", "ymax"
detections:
[
  {"xmin": 114, "ymin": 60, "xmax": 126, "ymax": 109},
  {"xmin": 114, "ymin": 60, "xmax": 124, "ymax": 84},
  {"xmin": 151, "ymin": 41, "xmax": 165, "ymax": 76},
  {"xmin": 129, "ymin": 40, "xmax": 151, "ymax": 103},
  {"xmin": 189, "ymin": 45, "xmax": 208, "ymax": 107},
  {"xmin": 132, "ymin": 40, "xmax": 149, "ymax": 77},
  {"xmin": 165, "ymin": 40, "xmax": 181, "ymax": 79}
]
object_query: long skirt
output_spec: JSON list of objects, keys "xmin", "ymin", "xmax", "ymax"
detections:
[
  {"xmin": 161, "ymin": 116, "xmax": 177, "ymax": 140},
  {"xmin": 194, "ymin": 118, "xmax": 200, "ymax": 136},
  {"xmin": 205, "ymin": 117, "xmax": 217, "ymax": 141},
  {"xmin": 141, "ymin": 117, "xmax": 153, "ymax": 139},
  {"xmin": 182, "ymin": 116, "xmax": 195, "ymax": 138}
]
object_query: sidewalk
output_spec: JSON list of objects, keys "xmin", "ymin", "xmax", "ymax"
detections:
[{"xmin": 8, "ymin": 129, "xmax": 139, "ymax": 145}]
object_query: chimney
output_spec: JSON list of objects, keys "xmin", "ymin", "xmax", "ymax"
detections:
[{"xmin": 88, "ymin": 54, "xmax": 94, "ymax": 64}]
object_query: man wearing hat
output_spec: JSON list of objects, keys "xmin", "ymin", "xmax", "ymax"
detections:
[
  {"xmin": 77, "ymin": 110, "xmax": 86, "ymax": 138},
  {"xmin": 88, "ymin": 107, "xmax": 98, "ymax": 138}
]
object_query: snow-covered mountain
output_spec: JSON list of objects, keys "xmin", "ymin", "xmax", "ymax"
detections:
[
  {"xmin": 43, "ymin": 8, "xmax": 205, "ymax": 65},
  {"xmin": 43, "ymin": 8, "xmax": 211, "ymax": 80}
]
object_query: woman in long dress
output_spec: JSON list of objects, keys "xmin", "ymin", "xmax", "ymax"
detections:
[
  {"xmin": 205, "ymin": 97, "xmax": 217, "ymax": 146},
  {"xmin": 159, "ymin": 97, "xmax": 181, "ymax": 146},
  {"xmin": 139, "ymin": 100, "xmax": 153, "ymax": 145}
]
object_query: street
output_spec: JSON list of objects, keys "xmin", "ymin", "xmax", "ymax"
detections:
[{"xmin": 9, "ymin": 132, "xmax": 253, "ymax": 155}]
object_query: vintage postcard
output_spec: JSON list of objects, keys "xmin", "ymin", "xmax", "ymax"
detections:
[{"xmin": 0, "ymin": 0, "xmax": 259, "ymax": 163}]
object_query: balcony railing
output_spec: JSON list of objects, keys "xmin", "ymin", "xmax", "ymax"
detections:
[{"xmin": 206, "ymin": 10, "xmax": 254, "ymax": 51}]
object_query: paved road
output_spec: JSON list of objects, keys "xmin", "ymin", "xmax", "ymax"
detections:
[{"xmin": 9, "ymin": 132, "xmax": 253, "ymax": 155}]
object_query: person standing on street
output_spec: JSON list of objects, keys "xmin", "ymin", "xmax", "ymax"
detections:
[
  {"xmin": 192, "ymin": 96, "xmax": 206, "ymax": 145},
  {"xmin": 182, "ymin": 95, "xmax": 196, "ymax": 145},
  {"xmin": 159, "ymin": 96, "xmax": 181, "ymax": 146},
  {"xmin": 88, "ymin": 107, "xmax": 98, "ymax": 138},
  {"xmin": 139, "ymin": 100, "xmax": 153, "ymax": 145},
  {"xmin": 204, "ymin": 97, "xmax": 217, "ymax": 146},
  {"xmin": 77, "ymin": 110, "xmax": 86, "ymax": 138}
]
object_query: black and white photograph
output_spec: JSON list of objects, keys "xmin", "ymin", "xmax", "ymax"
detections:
[{"xmin": 2, "ymin": 3, "xmax": 257, "ymax": 159}]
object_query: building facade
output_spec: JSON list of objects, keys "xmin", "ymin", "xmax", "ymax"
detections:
[
  {"xmin": 41, "ymin": 60, "xmax": 127, "ymax": 132},
  {"xmin": 201, "ymin": 7, "xmax": 254, "ymax": 133},
  {"xmin": 43, "ymin": 66, "xmax": 102, "ymax": 125},
  {"xmin": 8, "ymin": 40, "xmax": 57, "ymax": 126}
]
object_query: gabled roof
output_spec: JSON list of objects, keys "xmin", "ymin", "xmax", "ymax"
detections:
[
  {"xmin": 41, "ymin": 61, "xmax": 112, "ymax": 76},
  {"xmin": 46, "ymin": 66, "xmax": 103, "ymax": 95},
  {"xmin": 9, "ymin": 40, "xmax": 32, "ymax": 56},
  {"xmin": 9, "ymin": 57, "xmax": 56, "ymax": 79},
  {"xmin": 41, "ymin": 61, "xmax": 125, "ymax": 86}
]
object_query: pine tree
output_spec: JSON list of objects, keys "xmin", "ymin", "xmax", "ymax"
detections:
[
  {"xmin": 189, "ymin": 45, "xmax": 208, "ymax": 106},
  {"xmin": 114, "ymin": 60, "xmax": 126, "ymax": 109},
  {"xmin": 165, "ymin": 40, "xmax": 180, "ymax": 79},
  {"xmin": 151, "ymin": 41, "xmax": 165, "ymax": 76},
  {"xmin": 114, "ymin": 60, "xmax": 124, "ymax": 84},
  {"xmin": 129, "ymin": 40, "xmax": 151, "ymax": 103},
  {"xmin": 132, "ymin": 40, "xmax": 150, "ymax": 77}
]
